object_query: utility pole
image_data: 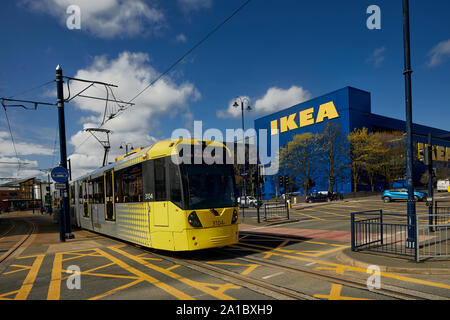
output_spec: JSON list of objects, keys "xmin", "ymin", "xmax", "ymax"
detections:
[
  {"xmin": 402, "ymin": 0, "xmax": 416, "ymax": 249},
  {"xmin": 56, "ymin": 65, "xmax": 72, "ymax": 241}
]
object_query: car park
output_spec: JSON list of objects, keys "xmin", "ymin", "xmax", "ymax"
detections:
[{"xmin": 381, "ymin": 188, "xmax": 427, "ymax": 203}]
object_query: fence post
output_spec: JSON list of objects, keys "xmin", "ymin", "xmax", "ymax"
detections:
[
  {"xmin": 415, "ymin": 214, "xmax": 419, "ymax": 262},
  {"xmin": 434, "ymin": 200, "xmax": 438, "ymax": 229},
  {"xmin": 286, "ymin": 201, "xmax": 290, "ymax": 220},
  {"xmin": 264, "ymin": 204, "xmax": 267, "ymax": 221},
  {"xmin": 350, "ymin": 212, "xmax": 355, "ymax": 251},
  {"xmin": 380, "ymin": 209, "xmax": 384, "ymax": 246}
]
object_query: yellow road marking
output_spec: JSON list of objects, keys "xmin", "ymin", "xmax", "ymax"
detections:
[
  {"xmin": 47, "ymin": 252, "xmax": 63, "ymax": 300},
  {"xmin": 109, "ymin": 246, "xmax": 240, "ymax": 300},
  {"xmin": 0, "ymin": 290, "xmax": 19, "ymax": 300},
  {"xmin": 95, "ymin": 248, "xmax": 194, "ymax": 300},
  {"xmin": 292, "ymin": 211, "xmax": 326, "ymax": 221},
  {"xmin": 243, "ymin": 240, "xmax": 348, "ymax": 258},
  {"xmin": 3, "ymin": 264, "xmax": 32, "ymax": 275},
  {"xmin": 89, "ymin": 280, "xmax": 144, "ymax": 300},
  {"xmin": 206, "ymin": 262, "xmax": 259, "ymax": 275},
  {"xmin": 166, "ymin": 265, "xmax": 181, "ymax": 271},
  {"xmin": 314, "ymin": 284, "xmax": 372, "ymax": 300},
  {"xmin": 234, "ymin": 244, "xmax": 450, "ymax": 291},
  {"xmin": 15, "ymin": 254, "xmax": 44, "ymax": 300}
]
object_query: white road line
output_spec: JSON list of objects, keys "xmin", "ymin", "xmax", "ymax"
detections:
[
  {"xmin": 305, "ymin": 262, "xmax": 317, "ymax": 267},
  {"xmin": 262, "ymin": 272, "xmax": 284, "ymax": 280}
]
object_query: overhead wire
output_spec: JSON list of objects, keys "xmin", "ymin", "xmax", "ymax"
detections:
[
  {"xmin": 127, "ymin": 0, "xmax": 253, "ymax": 103},
  {"xmin": 7, "ymin": 80, "xmax": 55, "ymax": 99},
  {"xmin": 2, "ymin": 105, "xmax": 21, "ymax": 173},
  {"xmin": 69, "ymin": 0, "xmax": 253, "ymax": 156}
]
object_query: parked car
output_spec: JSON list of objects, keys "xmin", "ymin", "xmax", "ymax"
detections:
[
  {"xmin": 237, "ymin": 196, "xmax": 259, "ymax": 207},
  {"xmin": 381, "ymin": 189, "xmax": 427, "ymax": 203},
  {"xmin": 306, "ymin": 191, "xmax": 330, "ymax": 203}
]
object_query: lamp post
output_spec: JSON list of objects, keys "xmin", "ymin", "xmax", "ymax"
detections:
[
  {"xmin": 402, "ymin": 0, "xmax": 416, "ymax": 250},
  {"xmin": 120, "ymin": 142, "xmax": 134, "ymax": 155},
  {"xmin": 233, "ymin": 97, "xmax": 252, "ymax": 213}
]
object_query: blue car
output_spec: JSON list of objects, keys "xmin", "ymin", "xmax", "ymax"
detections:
[{"xmin": 382, "ymin": 188, "xmax": 427, "ymax": 203}]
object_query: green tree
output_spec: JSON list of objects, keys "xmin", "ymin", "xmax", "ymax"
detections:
[
  {"xmin": 316, "ymin": 123, "xmax": 349, "ymax": 193},
  {"xmin": 348, "ymin": 128, "xmax": 371, "ymax": 192},
  {"xmin": 279, "ymin": 133, "xmax": 320, "ymax": 197}
]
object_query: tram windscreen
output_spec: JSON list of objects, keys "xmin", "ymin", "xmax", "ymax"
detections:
[{"xmin": 183, "ymin": 164, "xmax": 235, "ymax": 210}]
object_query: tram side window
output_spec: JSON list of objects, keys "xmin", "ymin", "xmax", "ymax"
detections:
[
  {"xmin": 115, "ymin": 164, "xmax": 143, "ymax": 203},
  {"xmin": 78, "ymin": 184, "xmax": 83, "ymax": 204},
  {"xmin": 168, "ymin": 161, "xmax": 182, "ymax": 207},
  {"xmin": 70, "ymin": 185, "xmax": 75, "ymax": 205},
  {"xmin": 92, "ymin": 177, "xmax": 104, "ymax": 204},
  {"xmin": 154, "ymin": 158, "xmax": 167, "ymax": 201}
]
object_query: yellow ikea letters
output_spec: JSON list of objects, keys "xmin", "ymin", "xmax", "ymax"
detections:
[{"xmin": 271, "ymin": 101, "xmax": 340, "ymax": 135}]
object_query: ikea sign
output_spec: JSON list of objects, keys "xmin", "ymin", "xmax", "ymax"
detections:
[{"xmin": 270, "ymin": 101, "xmax": 340, "ymax": 135}]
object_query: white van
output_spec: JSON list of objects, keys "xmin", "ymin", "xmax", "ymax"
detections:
[{"xmin": 437, "ymin": 179, "xmax": 450, "ymax": 192}]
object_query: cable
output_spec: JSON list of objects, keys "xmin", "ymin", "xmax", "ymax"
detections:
[
  {"xmin": 2, "ymin": 105, "xmax": 21, "ymax": 173},
  {"xmin": 69, "ymin": 0, "xmax": 253, "ymax": 156},
  {"xmin": 8, "ymin": 80, "xmax": 55, "ymax": 99},
  {"xmin": 128, "ymin": 0, "xmax": 253, "ymax": 103}
]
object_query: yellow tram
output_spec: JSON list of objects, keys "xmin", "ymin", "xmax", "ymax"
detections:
[{"xmin": 69, "ymin": 139, "xmax": 239, "ymax": 251}]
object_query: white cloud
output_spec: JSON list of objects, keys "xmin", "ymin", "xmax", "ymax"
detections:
[
  {"xmin": 254, "ymin": 86, "xmax": 311, "ymax": 115},
  {"xmin": 67, "ymin": 51, "xmax": 200, "ymax": 179},
  {"xmin": 217, "ymin": 86, "xmax": 311, "ymax": 119},
  {"xmin": 21, "ymin": 0, "xmax": 165, "ymax": 38},
  {"xmin": 178, "ymin": 0, "xmax": 213, "ymax": 12},
  {"xmin": 0, "ymin": 156, "xmax": 45, "ymax": 182},
  {"xmin": 0, "ymin": 131, "xmax": 53, "ymax": 157},
  {"xmin": 176, "ymin": 33, "xmax": 188, "ymax": 43},
  {"xmin": 366, "ymin": 46, "xmax": 386, "ymax": 68},
  {"xmin": 427, "ymin": 39, "xmax": 450, "ymax": 67}
]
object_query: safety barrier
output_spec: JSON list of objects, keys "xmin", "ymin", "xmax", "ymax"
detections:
[
  {"xmin": 351, "ymin": 208, "xmax": 450, "ymax": 262},
  {"xmin": 263, "ymin": 201, "xmax": 289, "ymax": 222}
]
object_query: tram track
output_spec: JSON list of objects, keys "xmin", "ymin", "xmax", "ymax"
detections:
[
  {"xmin": 147, "ymin": 249, "xmax": 316, "ymax": 300},
  {"xmin": 0, "ymin": 216, "xmax": 36, "ymax": 268},
  {"xmin": 216, "ymin": 243, "xmax": 448, "ymax": 300}
]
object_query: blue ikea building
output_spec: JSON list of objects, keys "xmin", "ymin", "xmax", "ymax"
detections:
[{"xmin": 254, "ymin": 86, "xmax": 450, "ymax": 199}]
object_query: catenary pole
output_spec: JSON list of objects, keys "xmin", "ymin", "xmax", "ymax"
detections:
[
  {"xmin": 402, "ymin": 0, "xmax": 416, "ymax": 249},
  {"xmin": 56, "ymin": 65, "xmax": 71, "ymax": 241}
]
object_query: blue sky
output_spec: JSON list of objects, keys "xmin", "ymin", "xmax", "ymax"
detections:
[{"xmin": 0, "ymin": 0, "xmax": 449, "ymax": 179}]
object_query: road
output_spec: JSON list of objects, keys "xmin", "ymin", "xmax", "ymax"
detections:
[{"xmin": 0, "ymin": 193, "xmax": 449, "ymax": 301}]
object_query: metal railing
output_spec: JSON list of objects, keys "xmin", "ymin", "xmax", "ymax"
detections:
[
  {"xmin": 263, "ymin": 200, "xmax": 289, "ymax": 222},
  {"xmin": 351, "ymin": 208, "xmax": 450, "ymax": 261}
]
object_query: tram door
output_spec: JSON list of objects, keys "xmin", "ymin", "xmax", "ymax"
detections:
[
  {"xmin": 105, "ymin": 171, "xmax": 115, "ymax": 221},
  {"xmin": 82, "ymin": 180, "xmax": 89, "ymax": 219},
  {"xmin": 153, "ymin": 158, "xmax": 169, "ymax": 227},
  {"xmin": 89, "ymin": 180, "xmax": 99, "ymax": 229}
]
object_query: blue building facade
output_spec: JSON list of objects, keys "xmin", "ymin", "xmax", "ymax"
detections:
[{"xmin": 254, "ymin": 87, "xmax": 450, "ymax": 199}]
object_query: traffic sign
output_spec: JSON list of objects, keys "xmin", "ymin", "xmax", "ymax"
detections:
[
  {"xmin": 51, "ymin": 166, "xmax": 69, "ymax": 183},
  {"xmin": 55, "ymin": 183, "xmax": 66, "ymax": 190}
]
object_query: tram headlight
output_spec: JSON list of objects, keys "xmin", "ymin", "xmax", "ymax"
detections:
[
  {"xmin": 188, "ymin": 211, "xmax": 203, "ymax": 228},
  {"xmin": 231, "ymin": 209, "xmax": 238, "ymax": 224}
]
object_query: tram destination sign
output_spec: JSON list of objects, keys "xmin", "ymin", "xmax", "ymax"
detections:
[{"xmin": 51, "ymin": 166, "xmax": 69, "ymax": 183}]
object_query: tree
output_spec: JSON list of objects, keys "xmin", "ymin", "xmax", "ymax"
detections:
[
  {"xmin": 348, "ymin": 128, "xmax": 371, "ymax": 192},
  {"xmin": 316, "ymin": 123, "xmax": 349, "ymax": 193},
  {"xmin": 375, "ymin": 131, "xmax": 406, "ymax": 189},
  {"xmin": 279, "ymin": 133, "xmax": 320, "ymax": 197}
]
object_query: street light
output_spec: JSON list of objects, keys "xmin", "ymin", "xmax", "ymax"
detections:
[
  {"xmin": 233, "ymin": 97, "xmax": 252, "ymax": 211},
  {"xmin": 120, "ymin": 142, "xmax": 134, "ymax": 155}
]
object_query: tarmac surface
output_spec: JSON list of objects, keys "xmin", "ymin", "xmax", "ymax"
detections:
[{"xmin": 0, "ymin": 193, "xmax": 449, "ymax": 300}]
